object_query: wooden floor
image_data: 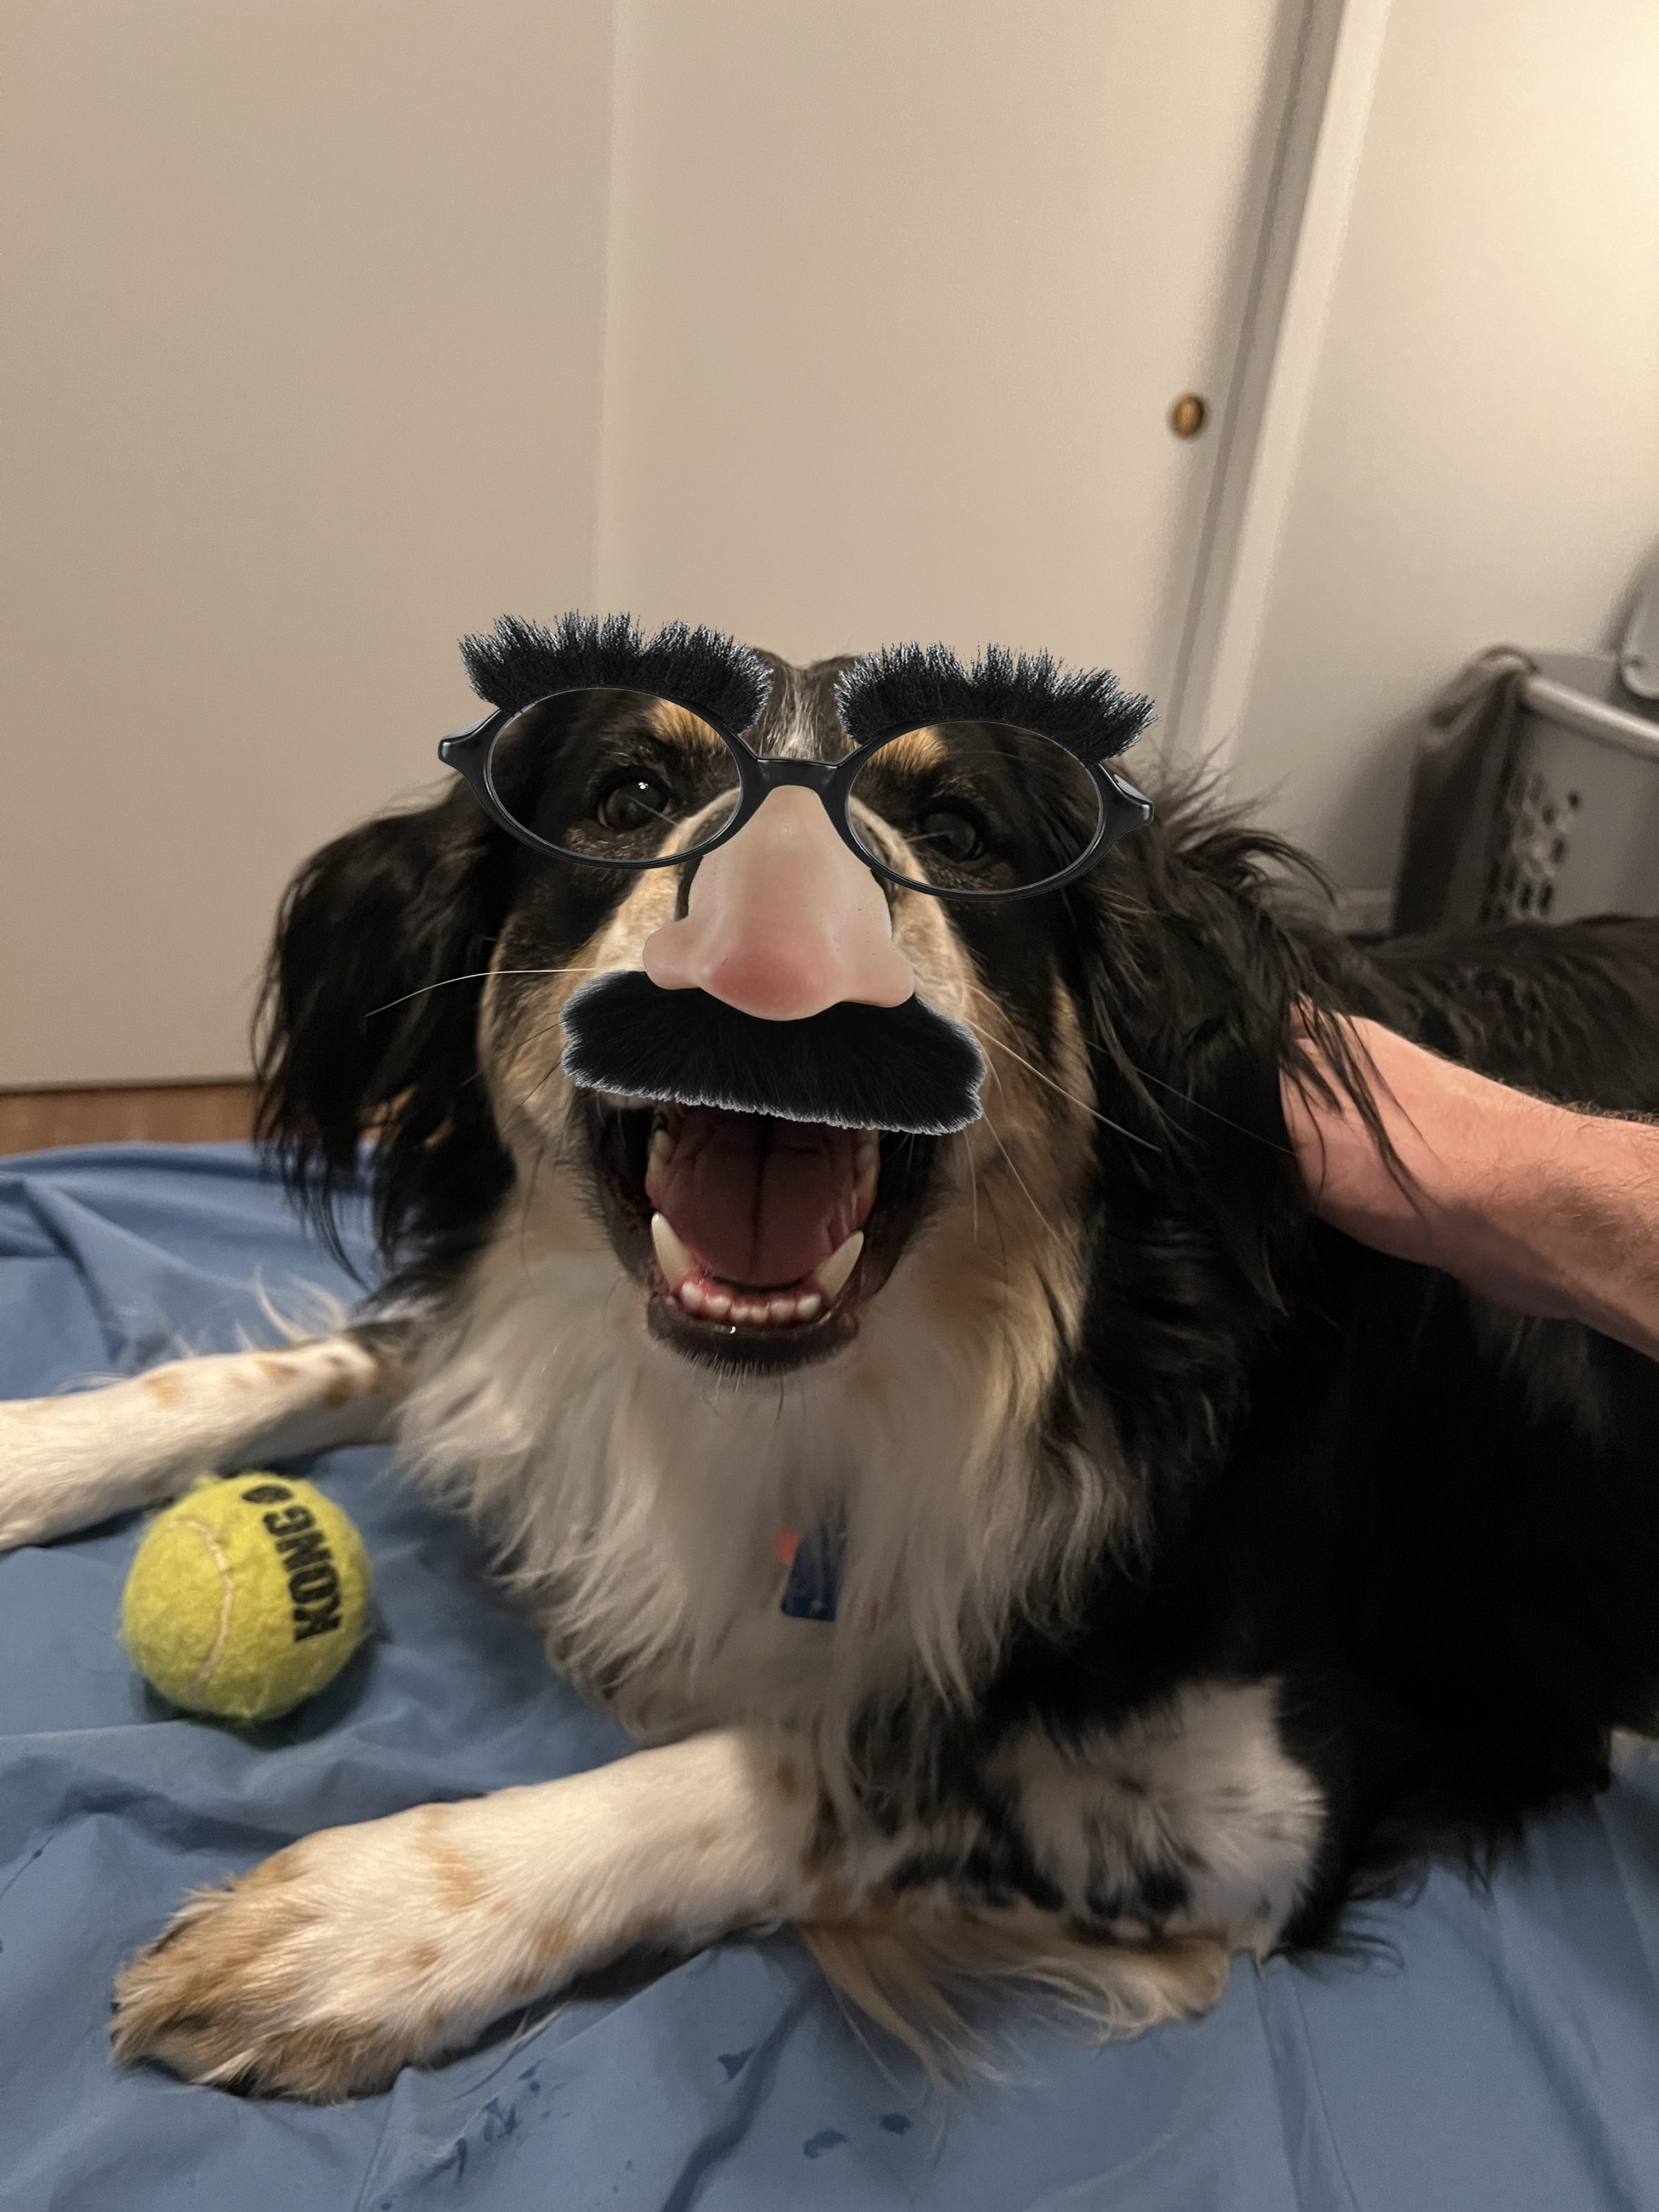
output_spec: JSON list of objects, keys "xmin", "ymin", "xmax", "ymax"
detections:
[{"xmin": 0, "ymin": 1081, "xmax": 258, "ymax": 1156}]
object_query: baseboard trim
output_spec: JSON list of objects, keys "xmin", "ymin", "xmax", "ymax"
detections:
[
  {"xmin": 0, "ymin": 1081, "xmax": 258, "ymax": 1156},
  {"xmin": 1328, "ymin": 888, "xmax": 1395, "ymax": 937}
]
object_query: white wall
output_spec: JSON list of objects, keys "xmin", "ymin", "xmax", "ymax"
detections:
[
  {"xmin": 0, "ymin": 0, "xmax": 613, "ymax": 1085},
  {"xmin": 4, "ymin": 0, "xmax": 1302, "ymax": 1087},
  {"xmin": 595, "ymin": 0, "xmax": 1285, "ymax": 693},
  {"xmin": 32, "ymin": 0, "xmax": 1620, "ymax": 1084},
  {"xmin": 1230, "ymin": 0, "xmax": 1659, "ymax": 896}
]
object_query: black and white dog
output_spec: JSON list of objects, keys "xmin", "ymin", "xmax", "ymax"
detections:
[{"xmin": 4, "ymin": 615, "xmax": 1659, "ymax": 2103}]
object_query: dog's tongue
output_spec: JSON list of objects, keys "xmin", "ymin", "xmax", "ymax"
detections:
[{"xmin": 647, "ymin": 1109, "xmax": 865, "ymax": 1288}]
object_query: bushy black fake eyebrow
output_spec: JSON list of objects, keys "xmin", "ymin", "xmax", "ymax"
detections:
[
  {"xmin": 834, "ymin": 641, "xmax": 1156, "ymax": 766},
  {"xmin": 458, "ymin": 612, "xmax": 770, "ymax": 736}
]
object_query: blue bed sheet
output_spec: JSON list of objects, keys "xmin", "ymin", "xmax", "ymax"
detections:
[{"xmin": 2, "ymin": 1143, "xmax": 1658, "ymax": 2211}]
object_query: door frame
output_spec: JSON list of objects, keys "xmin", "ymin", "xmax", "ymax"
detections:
[{"xmin": 1163, "ymin": 0, "xmax": 1395, "ymax": 773}]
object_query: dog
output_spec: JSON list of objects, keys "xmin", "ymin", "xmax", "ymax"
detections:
[{"xmin": 4, "ymin": 614, "xmax": 1659, "ymax": 2104}]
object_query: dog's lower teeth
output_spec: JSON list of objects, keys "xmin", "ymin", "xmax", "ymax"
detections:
[
  {"xmin": 663, "ymin": 1274, "xmax": 823, "ymax": 1329},
  {"xmin": 652, "ymin": 1212, "xmax": 853, "ymax": 1328}
]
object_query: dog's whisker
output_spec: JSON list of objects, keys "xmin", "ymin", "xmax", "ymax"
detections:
[
  {"xmin": 518, "ymin": 1132, "xmax": 551, "ymax": 1282},
  {"xmin": 364, "ymin": 965, "xmax": 604, "ymax": 1021},
  {"xmin": 1130, "ymin": 1065, "xmax": 1296, "ymax": 1156},
  {"xmin": 520, "ymin": 1057, "xmax": 575, "ymax": 1118},
  {"xmin": 978, "ymin": 1180, "xmax": 1022, "ymax": 1408},
  {"xmin": 958, "ymin": 988, "xmax": 1161, "ymax": 1154},
  {"xmin": 978, "ymin": 1107, "xmax": 1058, "ymax": 1245}
]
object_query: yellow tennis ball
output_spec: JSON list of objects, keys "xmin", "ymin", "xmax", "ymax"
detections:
[{"xmin": 122, "ymin": 1474, "xmax": 371, "ymax": 1724}]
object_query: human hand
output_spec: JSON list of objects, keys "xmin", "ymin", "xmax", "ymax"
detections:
[{"xmin": 1280, "ymin": 1012, "xmax": 1659, "ymax": 1356}]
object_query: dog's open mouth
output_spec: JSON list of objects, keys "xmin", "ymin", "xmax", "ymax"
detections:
[{"xmin": 583, "ymin": 1097, "xmax": 936, "ymax": 1372}]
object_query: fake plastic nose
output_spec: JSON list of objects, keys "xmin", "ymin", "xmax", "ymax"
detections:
[{"xmin": 641, "ymin": 787, "xmax": 916, "ymax": 1020}]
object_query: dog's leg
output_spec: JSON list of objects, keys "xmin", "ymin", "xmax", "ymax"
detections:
[
  {"xmin": 0, "ymin": 1331, "xmax": 404, "ymax": 1550},
  {"xmin": 110, "ymin": 1685, "xmax": 1327, "ymax": 2103},
  {"xmin": 111, "ymin": 1726, "xmax": 827, "ymax": 2101},
  {"xmin": 803, "ymin": 1678, "xmax": 1329, "ymax": 2065}
]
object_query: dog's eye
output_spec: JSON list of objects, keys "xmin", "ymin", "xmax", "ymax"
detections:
[
  {"xmin": 916, "ymin": 802, "xmax": 988, "ymax": 865},
  {"xmin": 595, "ymin": 773, "xmax": 673, "ymax": 834}
]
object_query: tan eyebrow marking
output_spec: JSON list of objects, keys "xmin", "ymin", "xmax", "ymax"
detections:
[
  {"xmin": 861, "ymin": 727, "xmax": 949, "ymax": 776},
  {"xmin": 647, "ymin": 699, "xmax": 730, "ymax": 752}
]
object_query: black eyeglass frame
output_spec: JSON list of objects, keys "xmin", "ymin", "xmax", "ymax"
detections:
[{"xmin": 439, "ymin": 683, "xmax": 1153, "ymax": 904}]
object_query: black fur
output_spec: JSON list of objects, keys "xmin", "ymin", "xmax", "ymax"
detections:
[
  {"xmin": 256, "ymin": 647, "xmax": 1659, "ymax": 1966},
  {"xmin": 252, "ymin": 784, "xmax": 516, "ymax": 1277},
  {"xmin": 937, "ymin": 821, "xmax": 1659, "ymax": 1936},
  {"xmin": 836, "ymin": 640, "xmax": 1157, "ymax": 764},
  {"xmin": 559, "ymin": 971, "xmax": 986, "ymax": 1135}
]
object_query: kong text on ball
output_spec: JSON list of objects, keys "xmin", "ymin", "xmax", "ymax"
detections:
[{"xmin": 121, "ymin": 1474, "xmax": 372, "ymax": 1723}]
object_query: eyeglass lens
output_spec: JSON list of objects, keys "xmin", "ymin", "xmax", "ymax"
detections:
[
  {"xmin": 488, "ymin": 689, "xmax": 742, "ymax": 862},
  {"xmin": 843, "ymin": 723, "xmax": 1102, "ymax": 894}
]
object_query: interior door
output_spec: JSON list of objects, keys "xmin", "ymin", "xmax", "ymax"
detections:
[{"xmin": 597, "ymin": 0, "xmax": 1295, "ymax": 712}]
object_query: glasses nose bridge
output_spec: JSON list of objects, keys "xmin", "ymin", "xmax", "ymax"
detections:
[
  {"xmin": 667, "ymin": 751, "xmax": 876, "ymax": 924},
  {"xmin": 750, "ymin": 752, "xmax": 841, "ymax": 804},
  {"xmin": 728, "ymin": 749, "xmax": 849, "ymax": 841}
]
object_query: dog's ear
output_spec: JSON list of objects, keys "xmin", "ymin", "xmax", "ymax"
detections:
[
  {"xmin": 254, "ymin": 785, "xmax": 513, "ymax": 1269},
  {"xmin": 1062, "ymin": 791, "xmax": 1379, "ymax": 1460},
  {"xmin": 1070, "ymin": 786, "xmax": 1370, "ymax": 1204}
]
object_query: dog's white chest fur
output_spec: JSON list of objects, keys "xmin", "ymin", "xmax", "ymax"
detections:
[
  {"xmin": 397, "ymin": 1195, "xmax": 1104, "ymax": 1729},
  {"xmin": 394, "ymin": 1221, "xmax": 1324, "ymax": 1964}
]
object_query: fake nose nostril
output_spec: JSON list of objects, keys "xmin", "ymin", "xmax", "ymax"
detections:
[{"xmin": 641, "ymin": 787, "xmax": 916, "ymax": 1022}]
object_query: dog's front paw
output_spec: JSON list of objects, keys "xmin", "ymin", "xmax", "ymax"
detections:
[
  {"xmin": 111, "ymin": 1807, "xmax": 523, "ymax": 2101},
  {"xmin": 112, "ymin": 1741, "xmax": 794, "ymax": 2101}
]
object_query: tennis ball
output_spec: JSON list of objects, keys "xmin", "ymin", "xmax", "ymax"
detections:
[{"xmin": 122, "ymin": 1474, "xmax": 371, "ymax": 1724}]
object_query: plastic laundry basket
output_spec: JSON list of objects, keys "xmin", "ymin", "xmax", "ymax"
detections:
[{"xmin": 1472, "ymin": 652, "xmax": 1659, "ymax": 924}]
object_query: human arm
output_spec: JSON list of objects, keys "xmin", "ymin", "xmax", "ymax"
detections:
[{"xmin": 1280, "ymin": 1014, "xmax": 1659, "ymax": 1361}]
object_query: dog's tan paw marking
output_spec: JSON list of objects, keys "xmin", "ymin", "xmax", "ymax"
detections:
[{"xmin": 111, "ymin": 1823, "xmax": 487, "ymax": 2103}]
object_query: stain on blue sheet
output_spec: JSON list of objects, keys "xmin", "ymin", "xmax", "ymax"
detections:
[{"xmin": 3, "ymin": 1142, "xmax": 1659, "ymax": 2211}]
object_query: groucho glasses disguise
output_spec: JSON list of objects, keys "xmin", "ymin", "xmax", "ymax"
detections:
[{"xmin": 438, "ymin": 623, "xmax": 1157, "ymax": 904}]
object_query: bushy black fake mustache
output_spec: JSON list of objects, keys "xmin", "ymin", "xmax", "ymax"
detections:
[{"xmin": 558, "ymin": 971, "xmax": 985, "ymax": 1135}]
